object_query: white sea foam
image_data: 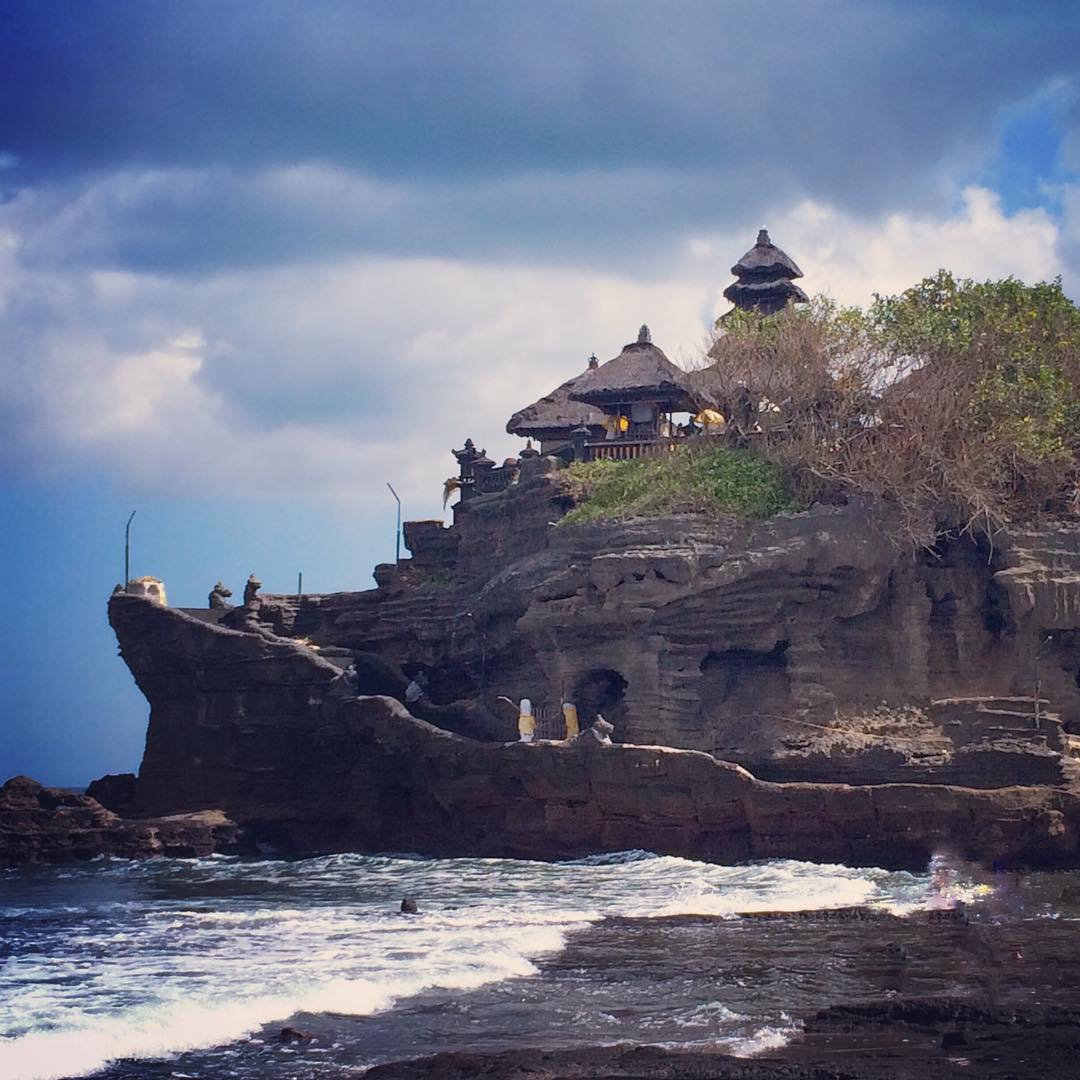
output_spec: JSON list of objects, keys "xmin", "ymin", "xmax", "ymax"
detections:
[
  {"xmin": 723, "ymin": 1014, "xmax": 802, "ymax": 1057},
  {"xmin": 0, "ymin": 852, "xmax": 945, "ymax": 1079},
  {"xmin": 671, "ymin": 1001, "xmax": 745, "ymax": 1027},
  {"xmin": 0, "ymin": 936, "xmax": 565, "ymax": 1080}
]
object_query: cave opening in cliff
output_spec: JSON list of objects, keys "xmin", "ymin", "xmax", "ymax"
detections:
[
  {"xmin": 573, "ymin": 668, "xmax": 629, "ymax": 733},
  {"xmin": 699, "ymin": 641, "xmax": 791, "ymax": 717},
  {"xmin": 406, "ymin": 660, "xmax": 478, "ymax": 707}
]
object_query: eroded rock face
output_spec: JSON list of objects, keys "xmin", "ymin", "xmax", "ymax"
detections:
[
  {"xmin": 0, "ymin": 775, "xmax": 243, "ymax": 866},
  {"xmin": 241, "ymin": 474, "xmax": 1080, "ymax": 784},
  {"xmin": 100, "ymin": 472, "xmax": 1080, "ymax": 865},
  {"xmin": 106, "ymin": 596, "xmax": 1080, "ymax": 869}
]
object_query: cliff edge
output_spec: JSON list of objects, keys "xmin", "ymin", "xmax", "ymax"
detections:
[{"xmin": 100, "ymin": 590, "xmax": 1080, "ymax": 869}]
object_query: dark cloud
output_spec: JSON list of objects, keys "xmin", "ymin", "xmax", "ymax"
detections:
[
  {"xmin": 5, "ymin": 164, "xmax": 791, "ymax": 275},
  {"xmin": 3, "ymin": 1, "xmax": 1078, "ymax": 213}
]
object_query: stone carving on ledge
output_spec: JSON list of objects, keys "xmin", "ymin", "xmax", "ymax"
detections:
[
  {"xmin": 209, "ymin": 582, "xmax": 234, "ymax": 610},
  {"xmin": 243, "ymin": 573, "xmax": 262, "ymax": 608},
  {"xmin": 126, "ymin": 576, "xmax": 168, "ymax": 606}
]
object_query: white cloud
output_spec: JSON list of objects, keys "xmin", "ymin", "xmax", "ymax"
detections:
[
  {"xmin": 687, "ymin": 187, "xmax": 1064, "ymax": 313},
  {"xmin": 1059, "ymin": 182, "xmax": 1080, "ymax": 298},
  {"xmin": 1, "ymin": 186, "xmax": 1072, "ymax": 524}
]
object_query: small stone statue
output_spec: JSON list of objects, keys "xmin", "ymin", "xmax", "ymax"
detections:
[
  {"xmin": 589, "ymin": 715, "xmax": 614, "ymax": 745},
  {"xmin": 571, "ymin": 714, "xmax": 614, "ymax": 746},
  {"xmin": 209, "ymin": 581, "xmax": 233, "ymax": 609},
  {"xmin": 243, "ymin": 573, "xmax": 262, "ymax": 607}
]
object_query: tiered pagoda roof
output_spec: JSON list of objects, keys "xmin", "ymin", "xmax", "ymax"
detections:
[{"xmin": 723, "ymin": 229, "xmax": 809, "ymax": 315}]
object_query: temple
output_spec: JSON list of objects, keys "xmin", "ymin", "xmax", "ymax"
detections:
[
  {"xmin": 722, "ymin": 229, "xmax": 808, "ymax": 315},
  {"xmin": 462, "ymin": 233, "xmax": 809, "ymax": 489},
  {"xmin": 567, "ymin": 325, "xmax": 708, "ymax": 461},
  {"xmin": 505, "ymin": 355, "xmax": 607, "ymax": 455}
]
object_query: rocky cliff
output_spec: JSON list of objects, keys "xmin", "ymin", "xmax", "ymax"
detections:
[
  {"xmin": 42, "ymin": 466, "xmax": 1072, "ymax": 869},
  {"xmin": 243, "ymin": 469, "xmax": 1080, "ymax": 786},
  {"xmin": 104, "ymin": 592, "xmax": 1080, "ymax": 869}
]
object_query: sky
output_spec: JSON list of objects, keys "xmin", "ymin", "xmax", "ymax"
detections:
[{"xmin": 2, "ymin": 0, "xmax": 1080, "ymax": 785}]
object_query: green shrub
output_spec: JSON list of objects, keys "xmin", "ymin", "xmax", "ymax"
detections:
[
  {"xmin": 559, "ymin": 445, "xmax": 794, "ymax": 525},
  {"xmin": 697, "ymin": 271, "xmax": 1080, "ymax": 546}
]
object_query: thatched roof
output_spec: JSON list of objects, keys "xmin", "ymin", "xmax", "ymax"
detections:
[
  {"xmin": 730, "ymin": 229, "xmax": 804, "ymax": 281},
  {"xmin": 568, "ymin": 327, "xmax": 703, "ymax": 410},
  {"xmin": 723, "ymin": 277, "xmax": 809, "ymax": 307},
  {"xmin": 506, "ymin": 362, "xmax": 607, "ymax": 437}
]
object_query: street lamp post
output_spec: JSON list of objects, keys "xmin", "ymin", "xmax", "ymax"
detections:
[
  {"xmin": 386, "ymin": 483, "xmax": 401, "ymax": 566},
  {"xmin": 124, "ymin": 511, "xmax": 136, "ymax": 592}
]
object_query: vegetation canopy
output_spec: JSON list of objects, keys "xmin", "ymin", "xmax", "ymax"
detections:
[
  {"xmin": 559, "ymin": 445, "xmax": 793, "ymax": 525},
  {"xmin": 694, "ymin": 271, "xmax": 1080, "ymax": 547}
]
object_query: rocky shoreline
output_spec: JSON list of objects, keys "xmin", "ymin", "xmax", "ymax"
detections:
[
  {"xmin": 359, "ymin": 905, "xmax": 1080, "ymax": 1080},
  {"xmin": 0, "ymin": 775, "xmax": 242, "ymax": 866},
  {"xmin": 358, "ymin": 1002, "xmax": 1080, "ymax": 1080}
]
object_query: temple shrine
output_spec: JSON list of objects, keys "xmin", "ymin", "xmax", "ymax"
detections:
[
  {"xmin": 722, "ymin": 228, "xmax": 808, "ymax": 315},
  {"xmin": 454, "ymin": 231, "xmax": 807, "ymax": 494},
  {"xmin": 566, "ymin": 325, "xmax": 707, "ymax": 461}
]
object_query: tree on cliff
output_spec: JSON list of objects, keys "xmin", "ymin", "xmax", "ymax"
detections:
[{"xmin": 699, "ymin": 271, "xmax": 1080, "ymax": 547}]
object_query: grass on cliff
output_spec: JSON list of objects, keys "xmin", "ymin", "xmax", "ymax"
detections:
[{"xmin": 558, "ymin": 445, "xmax": 795, "ymax": 525}]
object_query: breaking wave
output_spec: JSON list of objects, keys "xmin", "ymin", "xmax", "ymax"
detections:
[{"xmin": 0, "ymin": 851, "xmax": 942, "ymax": 1079}]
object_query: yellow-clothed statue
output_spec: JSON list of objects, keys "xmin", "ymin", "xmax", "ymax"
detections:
[
  {"xmin": 517, "ymin": 698, "xmax": 536, "ymax": 743},
  {"xmin": 562, "ymin": 702, "xmax": 580, "ymax": 740}
]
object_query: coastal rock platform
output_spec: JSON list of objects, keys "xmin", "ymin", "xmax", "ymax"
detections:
[
  {"xmin": 0, "ymin": 775, "xmax": 242, "ymax": 866},
  {"xmin": 360, "ymin": 1005, "xmax": 1080, "ymax": 1080},
  {"xmin": 360, "ymin": 904, "xmax": 1080, "ymax": 1080},
  {"xmin": 78, "ymin": 592, "xmax": 1080, "ymax": 870}
]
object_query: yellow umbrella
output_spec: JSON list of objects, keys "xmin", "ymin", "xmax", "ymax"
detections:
[{"xmin": 694, "ymin": 408, "xmax": 727, "ymax": 430}]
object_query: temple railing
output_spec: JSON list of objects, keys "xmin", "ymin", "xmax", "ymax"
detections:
[
  {"xmin": 585, "ymin": 439, "xmax": 680, "ymax": 462},
  {"xmin": 473, "ymin": 463, "xmax": 517, "ymax": 495}
]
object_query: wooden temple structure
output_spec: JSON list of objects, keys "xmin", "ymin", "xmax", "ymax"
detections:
[
  {"xmin": 566, "ymin": 325, "xmax": 706, "ymax": 461},
  {"xmin": 452, "ymin": 231, "xmax": 808, "ymax": 494},
  {"xmin": 505, "ymin": 354, "xmax": 607, "ymax": 455},
  {"xmin": 723, "ymin": 228, "xmax": 808, "ymax": 315}
]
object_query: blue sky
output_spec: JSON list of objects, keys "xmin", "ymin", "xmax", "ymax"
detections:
[{"xmin": 2, "ymin": 0, "xmax": 1080, "ymax": 785}]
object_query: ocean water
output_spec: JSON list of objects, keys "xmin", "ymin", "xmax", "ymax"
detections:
[{"xmin": 0, "ymin": 851, "xmax": 1061, "ymax": 1080}]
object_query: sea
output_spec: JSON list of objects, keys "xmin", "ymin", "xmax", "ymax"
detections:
[{"xmin": 1, "ymin": 850, "xmax": 1077, "ymax": 1080}]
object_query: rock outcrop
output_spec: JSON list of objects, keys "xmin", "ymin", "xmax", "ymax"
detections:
[
  {"xmin": 104, "ymin": 594, "xmax": 1080, "ymax": 869},
  {"xmin": 85, "ymin": 771, "xmax": 137, "ymax": 813},
  {"xmin": 234, "ymin": 470, "xmax": 1080, "ymax": 787},
  {"xmin": 0, "ymin": 775, "xmax": 243, "ymax": 866},
  {"xmin": 71, "ymin": 466, "xmax": 1080, "ymax": 869}
]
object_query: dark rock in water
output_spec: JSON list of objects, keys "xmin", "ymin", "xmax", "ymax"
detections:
[
  {"xmin": 85, "ymin": 772, "xmax": 136, "ymax": 813},
  {"xmin": 101, "ymin": 593, "xmax": 1080, "ymax": 869},
  {"xmin": 0, "ymin": 774, "xmax": 244, "ymax": 866},
  {"xmin": 400, "ymin": 897, "xmax": 418, "ymax": 914},
  {"xmin": 95, "ymin": 467, "xmax": 1080, "ymax": 867},
  {"xmin": 360, "ymin": 993, "xmax": 1080, "ymax": 1079},
  {"xmin": 361, "ymin": 1046, "xmax": 804, "ymax": 1080},
  {"xmin": 278, "ymin": 1026, "xmax": 313, "ymax": 1043}
]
